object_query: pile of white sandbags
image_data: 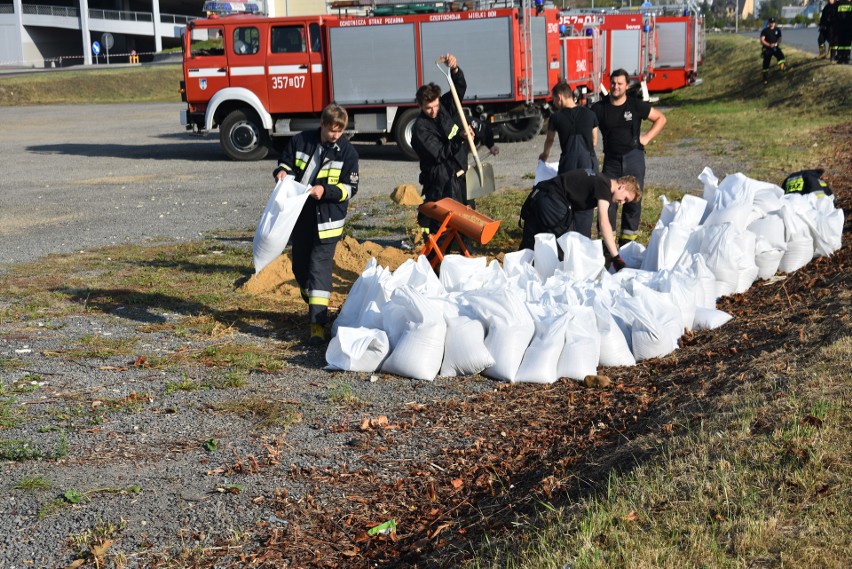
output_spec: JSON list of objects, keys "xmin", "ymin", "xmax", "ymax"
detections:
[{"xmin": 327, "ymin": 169, "xmax": 844, "ymax": 382}]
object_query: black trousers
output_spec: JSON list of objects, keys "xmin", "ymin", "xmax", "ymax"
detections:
[
  {"xmin": 602, "ymin": 148, "xmax": 646, "ymax": 242},
  {"xmin": 291, "ymin": 205, "xmax": 337, "ymax": 325}
]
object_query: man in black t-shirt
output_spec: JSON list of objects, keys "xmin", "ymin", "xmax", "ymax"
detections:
[
  {"xmin": 519, "ymin": 169, "xmax": 641, "ymax": 271},
  {"xmin": 760, "ymin": 18, "xmax": 786, "ymax": 82},
  {"xmin": 591, "ymin": 69, "xmax": 666, "ymax": 247},
  {"xmin": 539, "ymin": 81, "xmax": 600, "ymax": 237}
]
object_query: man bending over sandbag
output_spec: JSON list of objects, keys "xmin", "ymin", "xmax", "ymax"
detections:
[
  {"xmin": 519, "ymin": 169, "xmax": 640, "ymax": 272},
  {"xmin": 273, "ymin": 104, "xmax": 360, "ymax": 346}
]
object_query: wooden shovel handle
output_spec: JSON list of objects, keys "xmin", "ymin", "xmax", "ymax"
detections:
[{"xmin": 437, "ymin": 60, "xmax": 484, "ymax": 178}]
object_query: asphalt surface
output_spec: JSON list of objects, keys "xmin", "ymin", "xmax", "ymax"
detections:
[{"xmin": 742, "ymin": 27, "xmax": 820, "ymax": 55}]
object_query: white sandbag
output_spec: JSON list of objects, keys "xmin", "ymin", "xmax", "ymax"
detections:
[
  {"xmin": 557, "ymin": 231, "xmax": 605, "ymax": 281},
  {"xmin": 676, "ymin": 194, "xmax": 710, "ymax": 228},
  {"xmin": 325, "ymin": 327, "xmax": 389, "ymax": 372},
  {"xmin": 535, "ymin": 159, "xmax": 559, "ymax": 185},
  {"xmin": 748, "ymin": 212, "xmax": 787, "ymax": 250},
  {"xmin": 439, "ymin": 315, "xmax": 495, "ymax": 377},
  {"xmin": 467, "ymin": 289, "xmax": 535, "ymax": 382},
  {"xmin": 754, "ymin": 246, "xmax": 784, "ymax": 280},
  {"xmin": 700, "ymin": 223, "xmax": 758, "ymax": 296},
  {"xmin": 503, "ymin": 248, "xmax": 535, "ymax": 277},
  {"xmin": 698, "ymin": 167, "xmax": 719, "ymax": 219},
  {"xmin": 621, "ymin": 296, "xmax": 678, "ymax": 361},
  {"xmin": 752, "ymin": 186, "xmax": 785, "ymax": 215},
  {"xmin": 252, "ymin": 178, "xmax": 310, "ymax": 274},
  {"xmin": 332, "ymin": 258, "xmax": 391, "ymax": 335},
  {"xmin": 777, "ymin": 205, "xmax": 814, "ymax": 273},
  {"xmin": 800, "ymin": 195, "xmax": 844, "ymax": 257},
  {"xmin": 557, "ymin": 305, "xmax": 601, "ymax": 380},
  {"xmin": 618, "ymin": 241, "xmax": 646, "ymax": 269},
  {"xmin": 641, "ymin": 222, "xmax": 694, "ymax": 272},
  {"xmin": 380, "ymin": 287, "xmax": 446, "ymax": 381},
  {"xmin": 515, "ymin": 308, "xmax": 570, "ymax": 384},
  {"xmin": 592, "ymin": 299, "xmax": 636, "ymax": 367},
  {"xmin": 632, "ymin": 283, "xmax": 684, "ymax": 351},
  {"xmin": 648, "ymin": 270, "xmax": 699, "ymax": 332},
  {"xmin": 692, "ymin": 307, "xmax": 733, "ymax": 331},
  {"xmin": 534, "ymin": 233, "xmax": 560, "ymax": 280},
  {"xmin": 439, "ymin": 255, "xmax": 488, "ymax": 292},
  {"xmin": 386, "ymin": 255, "xmax": 445, "ymax": 296}
]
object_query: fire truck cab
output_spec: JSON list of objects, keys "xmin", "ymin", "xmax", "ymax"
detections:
[{"xmin": 180, "ymin": 5, "xmax": 563, "ymax": 161}]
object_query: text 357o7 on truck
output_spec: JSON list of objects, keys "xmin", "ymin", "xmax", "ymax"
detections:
[{"xmin": 179, "ymin": 5, "xmax": 564, "ymax": 161}]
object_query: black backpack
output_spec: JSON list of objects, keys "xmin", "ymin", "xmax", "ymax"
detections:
[
  {"xmin": 782, "ymin": 169, "xmax": 833, "ymax": 196},
  {"xmin": 519, "ymin": 182, "xmax": 573, "ymax": 237}
]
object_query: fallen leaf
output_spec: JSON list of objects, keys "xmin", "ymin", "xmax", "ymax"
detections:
[
  {"xmin": 90, "ymin": 538, "xmax": 113, "ymax": 557},
  {"xmin": 451, "ymin": 478, "xmax": 463, "ymax": 489},
  {"xmin": 623, "ymin": 511, "xmax": 638, "ymax": 522}
]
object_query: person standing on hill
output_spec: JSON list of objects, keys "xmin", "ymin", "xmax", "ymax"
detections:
[
  {"xmin": 591, "ymin": 69, "xmax": 666, "ymax": 248},
  {"xmin": 273, "ymin": 104, "xmax": 359, "ymax": 346},
  {"xmin": 819, "ymin": 0, "xmax": 837, "ymax": 60},
  {"xmin": 539, "ymin": 81, "xmax": 600, "ymax": 236},
  {"xmin": 834, "ymin": 0, "xmax": 852, "ymax": 64},
  {"xmin": 760, "ymin": 18, "xmax": 786, "ymax": 82}
]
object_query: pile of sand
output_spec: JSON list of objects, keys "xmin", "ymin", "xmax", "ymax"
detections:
[
  {"xmin": 239, "ymin": 236, "xmax": 416, "ymax": 302},
  {"xmin": 390, "ymin": 183, "xmax": 423, "ymax": 206}
]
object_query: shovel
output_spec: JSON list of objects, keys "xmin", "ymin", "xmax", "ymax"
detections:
[{"xmin": 436, "ymin": 60, "xmax": 496, "ymax": 200}]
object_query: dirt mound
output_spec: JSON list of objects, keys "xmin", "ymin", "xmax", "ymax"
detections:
[
  {"xmin": 239, "ymin": 236, "xmax": 415, "ymax": 301},
  {"xmin": 390, "ymin": 183, "xmax": 424, "ymax": 206}
]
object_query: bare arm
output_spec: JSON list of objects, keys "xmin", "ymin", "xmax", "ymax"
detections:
[
  {"xmin": 592, "ymin": 126, "xmax": 599, "ymax": 148},
  {"xmin": 539, "ymin": 130, "xmax": 556, "ymax": 162},
  {"xmin": 639, "ymin": 108, "xmax": 667, "ymax": 147},
  {"xmin": 598, "ymin": 199, "xmax": 620, "ymax": 258}
]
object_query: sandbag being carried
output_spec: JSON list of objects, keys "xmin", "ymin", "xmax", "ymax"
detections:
[{"xmin": 253, "ymin": 177, "xmax": 310, "ymax": 274}]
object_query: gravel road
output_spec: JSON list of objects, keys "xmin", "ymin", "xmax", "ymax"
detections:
[
  {"xmin": 0, "ymin": 102, "xmax": 743, "ymax": 567},
  {"xmin": 0, "ymin": 102, "xmax": 715, "ymax": 269}
]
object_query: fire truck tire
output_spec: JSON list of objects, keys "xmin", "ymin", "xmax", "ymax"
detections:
[
  {"xmin": 393, "ymin": 108, "xmax": 421, "ymax": 161},
  {"xmin": 220, "ymin": 109, "xmax": 270, "ymax": 161},
  {"xmin": 494, "ymin": 112, "xmax": 544, "ymax": 143}
]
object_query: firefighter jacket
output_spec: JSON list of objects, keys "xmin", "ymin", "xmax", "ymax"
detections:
[
  {"xmin": 412, "ymin": 68, "xmax": 469, "ymax": 204},
  {"xmin": 273, "ymin": 129, "xmax": 359, "ymax": 242}
]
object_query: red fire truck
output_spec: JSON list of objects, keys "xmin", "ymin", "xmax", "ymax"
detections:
[
  {"xmin": 179, "ymin": 5, "xmax": 564, "ymax": 161},
  {"xmin": 559, "ymin": 6, "xmax": 704, "ymax": 95}
]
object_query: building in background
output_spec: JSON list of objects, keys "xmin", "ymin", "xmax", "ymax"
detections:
[{"xmin": 0, "ymin": 0, "xmax": 327, "ymax": 68}]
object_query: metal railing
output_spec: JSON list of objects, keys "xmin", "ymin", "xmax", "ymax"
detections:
[
  {"xmin": 22, "ymin": 5, "xmax": 78, "ymax": 17},
  {"xmin": 13, "ymin": 5, "xmax": 194, "ymax": 26},
  {"xmin": 89, "ymin": 9, "xmax": 153, "ymax": 22}
]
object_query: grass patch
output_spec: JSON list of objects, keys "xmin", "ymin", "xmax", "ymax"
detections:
[
  {"xmin": 14, "ymin": 475, "xmax": 52, "ymax": 491},
  {"xmin": 471, "ymin": 335, "xmax": 851, "ymax": 569},
  {"xmin": 0, "ymin": 431, "xmax": 68, "ymax": 462},
  {"xmin": 63, "ymin": 334, "xmax": 139, "ymax": 359},
  {"xmin": 327, "ymin": 383, "xmax": 364, "ymax": 406},
  {"xmin": 214, "ymin": 396, "xmax": 302, "ymax": 429},
  {"xmin": 0, "ymin": 64, "xmax": 183, "ymax": 106}
]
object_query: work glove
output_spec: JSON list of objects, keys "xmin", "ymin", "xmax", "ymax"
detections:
[{"xmin": 611, "ymin": 255, "xmax": 626, "ymax": 272}]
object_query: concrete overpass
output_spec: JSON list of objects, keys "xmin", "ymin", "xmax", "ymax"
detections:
[{"xmin": 0, "ymin": 0, "xmax": 198, "ymax": 67}]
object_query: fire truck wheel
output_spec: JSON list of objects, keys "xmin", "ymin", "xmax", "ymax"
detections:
[
  {"xmin": 393, "ymin": 108, "xmax": 421, "ymax": 161},
  {"xmin": 220, "ymin": 109, "xmax": 270, "ymax": 161},
  {"xmin": 494, "ymin": 112, "xmax": 544, "ymax": 143}
]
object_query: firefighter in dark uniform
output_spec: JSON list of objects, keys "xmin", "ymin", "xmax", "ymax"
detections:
[
  {"xmin": 819, "ymin": 0, "xmax": 837, "ymax": 60},
  {"xmin": 760, "ymin": 18, "xmax": 786, "ymax": 83},
  {"xmin": 591, "ymin": 69, "xmax": 666, "ymax": 247},
  {"xmin": 518, "ymin": 169, "xmax": 640, "ymax": 271},
  {"xmin": 273, "ymin": 104, "xmax": 359, "ymax": 345},
  {"xmin": 834, "ymin": 0, "xmax": 852, "ymax": 64},
  {"xmin": 411, "ymin": 53, "xmax": 498, "ymax": 235}
]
